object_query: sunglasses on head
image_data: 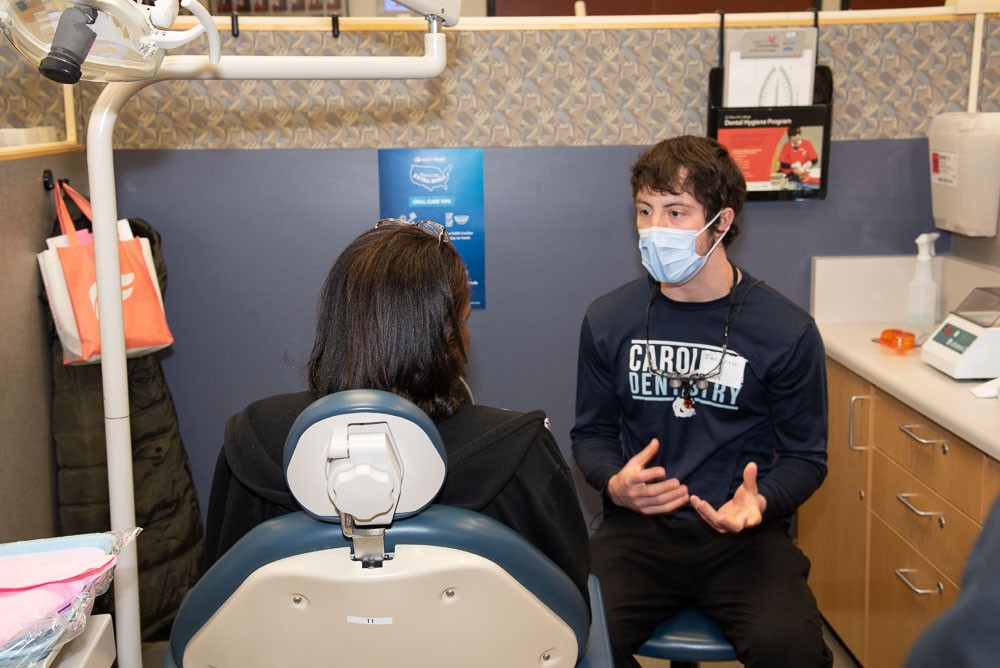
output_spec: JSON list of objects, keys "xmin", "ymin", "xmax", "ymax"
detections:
[{"xmin": 375, "ymin": 218, "xmax": 450, "ymax": 247}]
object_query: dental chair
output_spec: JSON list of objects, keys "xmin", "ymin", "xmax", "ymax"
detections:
[{"xmin": 164, "ymin": 389, "xmax": 611, "ymax": 667}]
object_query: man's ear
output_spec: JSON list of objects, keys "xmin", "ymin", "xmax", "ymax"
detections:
[{"xmin": 716, "ymin": 208, "xmax": 735, "ymax": 233}]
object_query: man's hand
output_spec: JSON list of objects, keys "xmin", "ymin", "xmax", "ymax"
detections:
[
  {"xmin": 690, "ymin": 462, "xmax": 767, "ymax": 533},
  {"xmin": 606, "ymin": 439, "xmax": 689, "ymax": 515}
]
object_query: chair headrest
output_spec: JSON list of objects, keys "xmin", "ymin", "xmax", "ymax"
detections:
[{"xmin": 283, "ymin": 390, "xmax": 447, "ymax": 526}]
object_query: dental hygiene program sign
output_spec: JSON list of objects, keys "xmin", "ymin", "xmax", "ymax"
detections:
[{"xmin": 378, "ymin": 148, "xmax": 486, "ymax": 309}]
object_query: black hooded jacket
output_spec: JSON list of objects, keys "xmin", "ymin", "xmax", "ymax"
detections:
[{"xmin": 204, "ymin": 391, "xmax": 591, "ymax": 601}]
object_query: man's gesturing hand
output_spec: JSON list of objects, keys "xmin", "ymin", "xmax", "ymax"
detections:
[
  {"xmin": 606, "ymin": 439, "xmax": 689, "ymax": 515},
  {"xmin": 690, "ymin": 461, "xmax": 767, "ymax": 533}
]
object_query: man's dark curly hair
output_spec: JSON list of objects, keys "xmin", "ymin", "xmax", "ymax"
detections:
[{"xmin": 630, "ymin": 135, "xmax": 746, "ymax": 247}]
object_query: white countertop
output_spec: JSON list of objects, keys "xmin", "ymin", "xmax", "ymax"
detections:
[{"xmin": 819, "ymin": 321, "xmax": 1000, "ymax": 461}]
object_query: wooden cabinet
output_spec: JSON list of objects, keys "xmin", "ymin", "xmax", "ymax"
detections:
[
  {"xmin": 983, "ymin": 456, "xmax": 1000, "ymax": 519},
  {"xmin": 867, "ymin": 515, "xmax": 959, "ymax": 668},
  {"xmin": 800, "ymin": 359, "xmax": 998, "ymax": 667},
  {"xmin": 799, "ymin": 359, "xmax": 872, "ymax": 663},
  {"xmin": 870, "ymin": 451, "xmax": 979, "ymax": 585},
  {"xmin": 865, "ymin": 389, "xmax": 987, "ymax": 667},
  {"xmin": 873, "ymin": 392, "xmax": 985, "ymax": 523}
]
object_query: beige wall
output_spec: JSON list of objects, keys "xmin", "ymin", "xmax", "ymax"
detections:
[{"xmin": 0, "ymin": 153, "xmax": 88, "ymax": 542}]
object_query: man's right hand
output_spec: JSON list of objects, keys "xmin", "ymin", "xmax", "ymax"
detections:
[{"xmin": 606, "ymin": 439, "xmax": 689, "ymax": 515}]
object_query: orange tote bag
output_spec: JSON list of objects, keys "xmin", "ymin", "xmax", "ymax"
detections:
[{"xmin": 41, "ymin": 182, "xmax": 173, "ymax": 364}]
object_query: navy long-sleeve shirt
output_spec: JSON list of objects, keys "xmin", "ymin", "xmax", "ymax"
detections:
[{"xmin": 571, "ymin": 272, "xmax": 828, "ymax": 521}]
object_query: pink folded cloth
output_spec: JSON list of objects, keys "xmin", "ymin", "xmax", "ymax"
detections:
[{"xmin": 0, "ymin": 547, "xmax": 116, "ymax": 646}]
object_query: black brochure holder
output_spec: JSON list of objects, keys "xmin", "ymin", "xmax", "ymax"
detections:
[{"xmin": 706, "ymin": 14, "xmax": 834, "ymax": 201}]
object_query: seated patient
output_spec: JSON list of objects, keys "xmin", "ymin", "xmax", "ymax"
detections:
[{"xmin": 203, "ymin": 219, "xmax": 590, "ymax": 600}]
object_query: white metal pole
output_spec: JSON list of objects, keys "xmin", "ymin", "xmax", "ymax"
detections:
[
  {"xmin": 87, "ymin": 77, "xmax": 152, "ymax": 668},
  {"xmin": 967, "ymin": 12, "xmax": 985, "ymax": 114},
  {"xmin": 87, "ymin": 27, "xmax": 448, "ymax": 668}
]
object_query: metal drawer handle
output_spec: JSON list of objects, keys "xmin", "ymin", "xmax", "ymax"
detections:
[
  {"xmin": 848, "ymin": 395, "xmax": 870, "ymax": 451},
  {"xmin": 899, "ymin": 424, "xmax": 949, "ymax": 454},
  {"xmin": 899, "ymin": 424, "xmax": 940, "ymax": 446},
  {"xmin": 896, "ymin": 493, "xmax": 941, "ymax": 517},
  {"xmin": 895, "ymin": 568, "xmax": 943, "ymax": 595}
]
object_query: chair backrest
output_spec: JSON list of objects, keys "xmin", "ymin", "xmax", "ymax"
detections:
[{"xmin": 165, "ymin": 390, "xmax": 592, "ymax": 668}]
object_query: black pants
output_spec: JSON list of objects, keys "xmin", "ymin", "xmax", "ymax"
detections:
[{"xmin": 590, "ymin": 511, "xmax": 832, "ymax": 668}]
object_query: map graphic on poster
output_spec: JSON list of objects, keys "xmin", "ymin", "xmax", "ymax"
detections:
[{"xmin": 378, "ymin": 148, "xmax": 486, "ymax": 308}]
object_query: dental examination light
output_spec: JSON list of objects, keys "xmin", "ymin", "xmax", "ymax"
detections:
[
  {"xmin": 2, "ymin": 1, "xmax": 458, "ymax": 666},
  {"xmin": 0, "ymin": 0, "xmax": 220, "ymax": 84}
]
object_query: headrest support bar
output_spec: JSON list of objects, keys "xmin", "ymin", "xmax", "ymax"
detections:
[{"xmin": 342, "ymin": 517, "xmax": 390, "ymax": 568}]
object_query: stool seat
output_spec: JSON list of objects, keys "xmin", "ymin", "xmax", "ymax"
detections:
[{"xmin": 636, "ymin": 607, "xmax": 737, "ymax": 663}]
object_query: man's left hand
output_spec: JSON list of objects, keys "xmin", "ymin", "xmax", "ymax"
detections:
[{"xmin": 690, "ymin": 462, "xmax": 767, "ymax": 534}]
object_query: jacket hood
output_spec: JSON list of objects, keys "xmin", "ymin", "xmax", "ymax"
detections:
[
  {"xmin": 223, "ymin": 394, "xmax": 546, "ymax": 514},
  {"xmin": 222, "ymin": 391, "xmax": 315, "ymax": 510},
  {"xmin": 434, "ymin": 404, "xmax": 546, "ymax": 511}
]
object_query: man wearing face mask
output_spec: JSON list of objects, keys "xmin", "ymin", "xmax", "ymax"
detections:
[{"xmin": 571, "ymin": 136, "xmax": 831, "ymax": 668}]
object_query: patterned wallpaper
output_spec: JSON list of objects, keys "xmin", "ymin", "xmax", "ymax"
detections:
[
  {"xmin": 0, "ymin": 54, "xmax": 68, "ymax": 142},
  {"xmin": 2, "ymin": 16, "xmax": 997, "ymax": 149}
]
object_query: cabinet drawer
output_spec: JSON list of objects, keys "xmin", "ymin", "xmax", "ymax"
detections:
[
  {"xmin": 871, "ymin": 451, "xmax": 979, "ymax": 584},
  {"xmin": 873, "ymin": 390, "xmax": 985, "ymax": 522},
  {"xmin": 868, "ymin": 515, "xmax": 959, "ymax": 668},
  {"xmin": 985, "ymin": 456, "xmax": 1000, "ymax": 518}
]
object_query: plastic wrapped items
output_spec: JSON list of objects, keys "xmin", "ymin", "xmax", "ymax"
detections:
[{"xmin": 0, "ymin": 529, "xmax": 139, "ymax": 667}]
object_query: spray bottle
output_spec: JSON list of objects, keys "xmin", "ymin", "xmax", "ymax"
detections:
[{"xmin": 907, "ymin": 232, "xmax": 940, "ymax": 327}]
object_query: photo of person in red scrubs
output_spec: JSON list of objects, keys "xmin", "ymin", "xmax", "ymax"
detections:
[{"xmin": 778, "ymin": 125, "xmax": 820, "ymax": 187}]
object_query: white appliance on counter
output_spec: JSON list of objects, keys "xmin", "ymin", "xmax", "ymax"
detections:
[{"xmin": 922, "ymin": 287, "xmax": 1000, "ymax": 379}]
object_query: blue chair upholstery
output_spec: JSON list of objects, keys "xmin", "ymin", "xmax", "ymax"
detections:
[
  {"xmin": 579, "ymin": 575, "xmax": 614, "ymax": 668},
  {"xmin": 635, "ymin": 607, "xmax": 737, "ymax": 667},
  {"xmin": 164, "ymin": 390, "xmax": 612, "ymax": 668}
]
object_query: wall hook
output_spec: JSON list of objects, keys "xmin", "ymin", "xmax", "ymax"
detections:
[
  {"xmin": 231, "ymin": 12, "xmax": 240, "ymax": 38},
  {"xmin": 332, "ymin": 14, "xmax": 340, "ymax": 38},
  {"xmin": 42, "ymin": 169, "xmax": 55, "ymax": 191}
]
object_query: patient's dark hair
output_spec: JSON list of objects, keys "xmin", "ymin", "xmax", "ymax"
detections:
[
  {"xmin": 308, "ymin": 225, "xmax": 470, "ymax": 420},
  {"xmin": 630, "ymin": 135, "xmax": 746, "ymax": 248}
]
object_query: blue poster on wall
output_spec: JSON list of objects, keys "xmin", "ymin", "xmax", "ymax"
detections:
[{"xmin": 378, "ymin": 148, "xmax": 485, "ymax": 309}]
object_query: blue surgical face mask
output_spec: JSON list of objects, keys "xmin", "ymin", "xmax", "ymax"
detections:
[{"xmin": 638, "ymin": 210, "xmax": 726, "ymax": 285}]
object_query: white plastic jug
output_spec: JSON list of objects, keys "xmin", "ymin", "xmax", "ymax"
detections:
[{"xmin": 927, "ymin": 112, "xmax": 1000, "ymax": 238}]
